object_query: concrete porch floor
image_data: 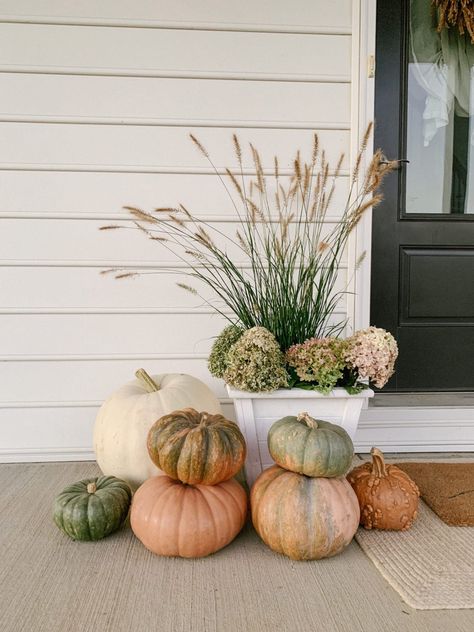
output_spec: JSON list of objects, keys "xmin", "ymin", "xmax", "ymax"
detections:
[{"xmin": 0, "ymin": 457, "xmax": 473, "ymax": 632}]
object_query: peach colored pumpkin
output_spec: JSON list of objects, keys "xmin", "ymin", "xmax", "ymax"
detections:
[
  {"xmin": 347, "ymin": 447, "xmax": 419, "ymax": 530},
  {"xmin": 251, "ymin": 465, "xmax": 360, "ymax": 561},
  {"xmin": 130, "ymin": 475, "xmax": 247, "ymax": 558}
]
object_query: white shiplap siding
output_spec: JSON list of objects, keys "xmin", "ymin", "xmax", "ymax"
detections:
[{"xmin": 0, "ymin": 0, "xmax": 355, "ymax": 459}]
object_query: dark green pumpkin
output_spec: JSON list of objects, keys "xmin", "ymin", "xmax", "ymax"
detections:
[
  {"xmin": 53, "ymin": 476, "xmax": 132, "ymax": 541},
  {"xmin": 267, "ymin": 412, "xmax": 354, "ymax": 477}
]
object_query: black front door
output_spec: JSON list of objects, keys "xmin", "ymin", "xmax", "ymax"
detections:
[{"xmin": 372, "ymin": 0, "xmax": 474, "ymax": 392}]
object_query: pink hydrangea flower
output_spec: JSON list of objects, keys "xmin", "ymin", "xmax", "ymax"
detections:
[{"xmin": 344, "ymin": 327, "xmax": 398, "ymax": 388}]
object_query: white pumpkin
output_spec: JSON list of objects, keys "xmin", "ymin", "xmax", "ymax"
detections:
[{"xmin": 93, "ymin": 369, "xmax": 222, "ymax": 489}]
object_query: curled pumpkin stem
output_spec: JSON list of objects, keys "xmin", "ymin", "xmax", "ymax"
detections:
[
  {"xmin": 297, "ymin": 412, "xmax": 319, "ymax": 429},
  {"xmin": 370, "ymin": 447, "xmax": 388, "ymax": 478}
]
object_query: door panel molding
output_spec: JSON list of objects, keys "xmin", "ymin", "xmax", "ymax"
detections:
[{"xmin": 400, "ymin": 247, "xmax": 474, "ymax": 324}]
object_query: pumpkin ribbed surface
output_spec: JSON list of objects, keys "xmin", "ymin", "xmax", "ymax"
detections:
[
  {"xmin": 53, "ymin": 476, "xmax": 132, "ymax": 541},
  {"xmin": 347, "ymin": 448, "xmax": 419, "ymax": 530},
  {"xmin": 130, "ymin": 475, "xmax": 247, "ymax": 558},
  {"xmin": 251, "ymin": 465, "xmax": 360, "ymax": 561},
  {"xmin": 268, "ymin": 413, "xmax": 354, "ymax": 478},
  {"xmin": 147, "ymin": 408, "xmax": 246, "ymax": 485}
]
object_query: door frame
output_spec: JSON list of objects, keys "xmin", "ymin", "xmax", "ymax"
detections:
[{"xmin": 351, "ymin": 0, "xmax": 474, "ymax": 450}]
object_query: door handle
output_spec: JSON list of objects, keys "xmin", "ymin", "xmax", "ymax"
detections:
[{"xmin": 380, "ymin": 155, "xmax": 410, "ymax": 168}]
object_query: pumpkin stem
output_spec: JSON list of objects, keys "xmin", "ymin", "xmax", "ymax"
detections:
[
  {"xmin": 135, "ymin": 368, "xmax": 160, "ymax": 392},
  {"xmin": 199, "ymin": 412, "xmax": 210, "ymax": 426},
  {"xmin": 87, "ymin": 482, "xmax": 97, "ymax": 494},
  {"xmin": 297, "ymin": 412, "xmax": 318, "ymax": 429},
  {"xmin": 370, "ymin": 447, "xmax": 387, "ymax": 477}
]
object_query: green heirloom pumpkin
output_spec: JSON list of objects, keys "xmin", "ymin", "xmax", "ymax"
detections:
[
  {"xmin": 53, "ymin": 476, "xmax": 132, "ymax": 541},
  {"xmin": 267, "ymin": 412, "xmax": 354, "ymax": 478},
  {"xmin": 147, "ymin": 408, "xmax": 246, "ymax": 485}
]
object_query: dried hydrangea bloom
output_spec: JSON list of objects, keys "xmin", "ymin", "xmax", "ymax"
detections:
[
  {"xmin": 224, "ymin": 327, "xmax": 288, "ymax": 392},
  {"xmin": 208, "ymin": 325, "xmax": 244, "ymax": 379},
  {"xmin": 285, "ymin": 337, "xmax": 347, "ymax": 393},
  {"xmin": 344, "ymin": 327, "xmax": 398, "ymax": 388}
]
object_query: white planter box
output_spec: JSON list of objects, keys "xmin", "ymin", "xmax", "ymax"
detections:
[{"xmin": 227, "ymin": 386, "xmax": 374, "ymax": 485}]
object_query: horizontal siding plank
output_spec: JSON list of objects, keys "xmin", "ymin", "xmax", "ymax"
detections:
[
  {"xmin": 1, "ymin": 219, "xmax": 349, "ymax": 263},
  {"xmin": 0, "ymin": 269, "xmax": 232, "ymax": 310},
  {"xmin": 0, "ymin": 358, "xmax": 227, "ymax": 401},
  {"xmin": 0, "ymin": 313, "xmax": 226, "ymax": 356},
  {"xmin": 0, "ymin": 116, "xmax": 350, "ymax": 129},
  {"xmin": 0, "ymin": 75, "xmax": 351, "ymax": 124},
  {"xmin": 0, "ymin": 164, "xmax": 349, "ymax": 175},
  {"xmin": 0, "ymin": 124, "xmax": 350, "ymax": 170},
  {"xmin": 0, "ymin": 312, "xmax": 347, "ymax": 356},
  {"xmin": 0, "ymin": 408, "xmax": 96, "ymax": 452},
  {"xmin": 0, "ymin": 1, "xmax": 352, "ymax": 31},
  {"xmin": 0, "ymin": 268, "xmax": 213, "ymax": 309},
  {"xmin": 0, "ymin": 172, "xmax": 350, "ymax": 217},
  {"xmin": 0, "ymin": 402, "xmax": 236, "ymax": 458},
  {"xmin": 0, "ymin": 25, "xmax": 351, "ymax": 80},
  {"xmin": 0, "ymin": 267, "xmax": 348, "ymax": 310}
]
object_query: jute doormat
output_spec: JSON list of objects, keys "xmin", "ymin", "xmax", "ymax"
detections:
[
  {"xmin": 355, "ymin": 501, "xmax": 474, "ymax": 610},
  {"xmin": 396, "ymin": 462, "xmax": 474, "ymax": 527}
]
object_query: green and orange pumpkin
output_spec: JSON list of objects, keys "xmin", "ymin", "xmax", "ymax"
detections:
[
  {"xmin": 251, "ymin": 465, "xmax": 360, "ymax": 560},
  {"xmin": 267, "ymin": 412, "xmax": 354, "ymax": 478},
  {"xmin": 147, "ymin": 408, "xmax": 246, "ymax": 485}
]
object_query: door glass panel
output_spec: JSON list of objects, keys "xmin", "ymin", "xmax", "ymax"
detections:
[{"xmin": 406, "ymin": 0, "xmax": 474, "ymax": 214}]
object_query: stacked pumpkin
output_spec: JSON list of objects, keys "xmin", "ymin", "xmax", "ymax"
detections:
[
  {"xmin": 131, "ymin": 407, "xmax": 248, "ymax": 558},
  {"xmin": 251, "ymin": 412, "xmax": 360, "ymax": 561},
  {"xmin": 53, "ymin": 370, "xmax": 248, "ymax": 553}
]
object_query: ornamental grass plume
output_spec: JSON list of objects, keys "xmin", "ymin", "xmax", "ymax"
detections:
[
  {"xmin": 224, "ymin": 327, "xmax": 288, "ymax": 393},
  {"xmin": 101, "ymin": 126, "xmax": 396, "ymax": 351},
  {"xmin": 285, "ymin": 337, "xmax": 347, "ymax": 394},
  {"xmin": 208, "ymin": 325, "xmax": 244, "ymax": 379},
  {"xmin": 344, "ymin": 327, "xmax": 398, "ymax": 388}
]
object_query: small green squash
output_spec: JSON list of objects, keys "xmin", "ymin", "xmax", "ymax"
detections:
[
  {"xmin": 267, "ymin": 412, "xmax": 354, "ymax": 478},
  {"xmin": 53, "ymin": 476, "xmax": 132, "ymax": 541}
]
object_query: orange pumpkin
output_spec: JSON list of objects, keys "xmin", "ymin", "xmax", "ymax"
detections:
[
  {"xmin": 147, "ymin": 408, "xmax": 246, "ymax": 485},
  {"xmin": 347, "ymin": 447, "xmax": 420, "ymax": 530},
  {"xmin": 130, "ymin": 475, "xmax": 247, "ymax": 558},
  {"xmin": 251, "ymin": 465, "xmax": 360, "ymax": 560}
]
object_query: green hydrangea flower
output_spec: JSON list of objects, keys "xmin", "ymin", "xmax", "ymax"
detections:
[
  {"xmin": 285, "ymin": 337, "xmax": 347, "ymax": 394},
  {"xmin": 224, "ymin": 327, "xmax": 288, "ymax": 393},
  {"xmin": 208, "ymin": 325, "xmax": 244, "ymax": 378}
]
